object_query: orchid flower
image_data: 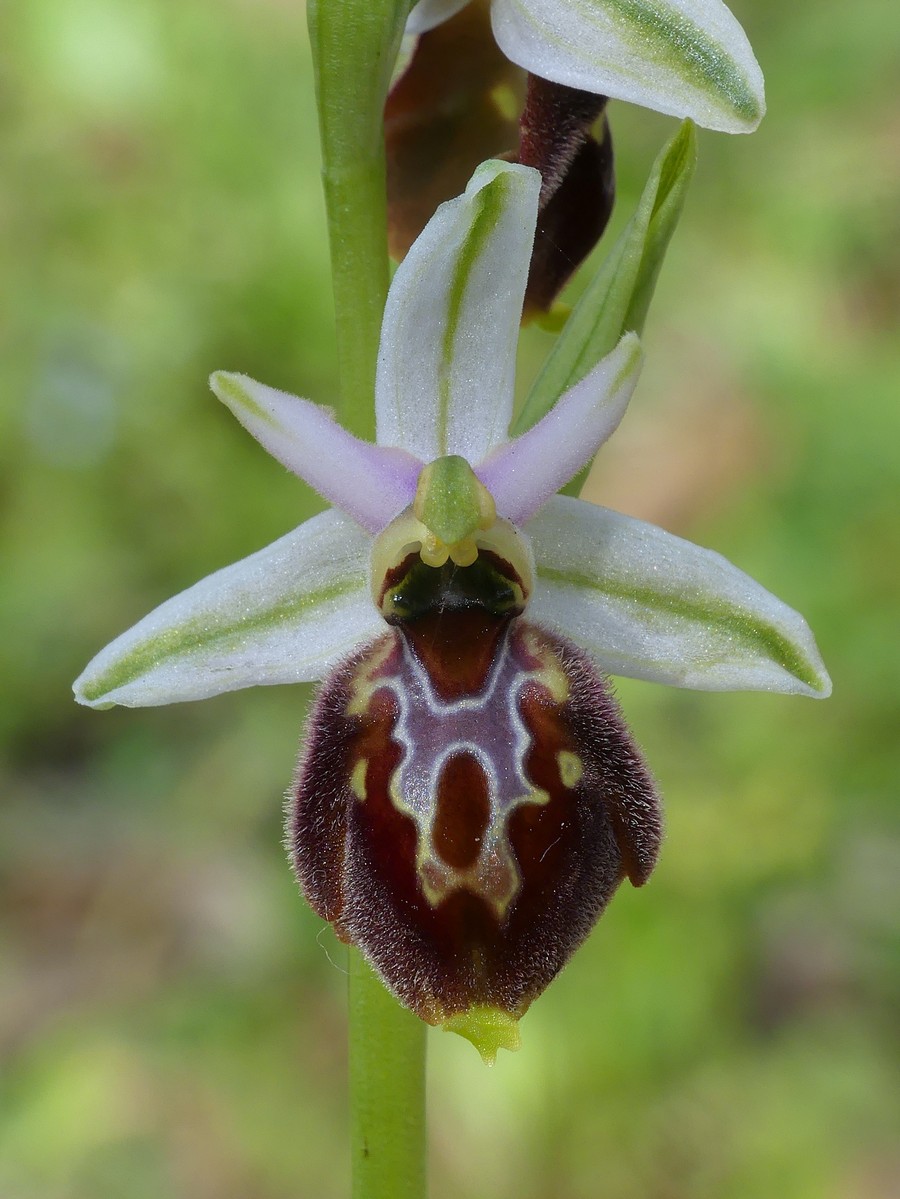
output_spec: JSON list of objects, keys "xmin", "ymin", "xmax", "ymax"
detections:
[
  {"xmin": 74, "ymin": 161, "xmax": 828, "ymax": 1058},
  {"xmin": 406, "ymin": 0, "xmax": 766, "ymax": 134}
]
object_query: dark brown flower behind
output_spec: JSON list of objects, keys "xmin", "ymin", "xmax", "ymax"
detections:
[
  {"xmin": 386, "ymin": 0, "xmax": 615, "ymax": 316},
  {"xmin": 385, "ymin": 1, "xmax": 523, "ymax": 262}
]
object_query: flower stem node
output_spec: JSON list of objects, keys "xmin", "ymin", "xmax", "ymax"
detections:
[{"xmin": 443, "ymin": 1005, "xmax": 522, "ymax": 1065}]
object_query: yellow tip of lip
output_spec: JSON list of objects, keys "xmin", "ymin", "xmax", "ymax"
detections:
[{"xmin": 442, "ymin": 1006, "xmax": 522, "ymax": 1066}]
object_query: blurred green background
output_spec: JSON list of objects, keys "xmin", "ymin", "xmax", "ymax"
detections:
[{"xmin": 2, "ymin": 1, "xmax": 898, "ymax": 1196}]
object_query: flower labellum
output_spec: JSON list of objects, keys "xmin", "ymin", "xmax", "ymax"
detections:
[{"xmin": 75, "ymin": 162, "xmax": 830, "ymax": 1058}]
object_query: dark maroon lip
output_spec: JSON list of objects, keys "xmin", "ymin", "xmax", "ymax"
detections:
[{"xmin": 289, "ymin": 612, "xmax": 660, "ymax": 1026}]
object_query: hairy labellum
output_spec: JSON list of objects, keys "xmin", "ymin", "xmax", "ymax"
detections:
[{"xmin": 289, "ymin": 528, "xmax": 661, "ymax": 1042}]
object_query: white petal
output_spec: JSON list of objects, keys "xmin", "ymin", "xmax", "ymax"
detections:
[
  {"xmin": 477, "ymin": 332, "xmax": 642, "ymax": 523},
  {"xmin": 74, "ymin": 511, "xmax": 383, "ymax": 708},
  {"xmin": 492, "ymin": 0, "xmax": 765, "ymax": 133},
  {"xmin": 406, "ymin": 0, "xmax": 471, "ymax": 35},
  {"xmin": 211, "ymin": 372, "xmax": 421, "ymax": 534},
  {"xmin": 376, "ymin": 159, "xmax": 540, "ymax": 463},
  {"xmin": 528, "ymin": 496, "xmax": 831, "ymax": 696}
]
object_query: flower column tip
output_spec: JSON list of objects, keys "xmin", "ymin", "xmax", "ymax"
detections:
[{"xmin": 413, "ymin": 455, "xmax": 497, "ymax": 567}]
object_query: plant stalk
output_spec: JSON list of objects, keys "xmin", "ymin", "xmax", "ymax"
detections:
[
  {"xmin": 307, "ymin": 4, "xmax": 427, "ymax": 1195},
  {"xmin": 349, "ymin": 949, "xmax": 427, "ymax": 1199},
  {"xmin": 307, "ymin": 0, "xmax": 411, "ymax": 439}
]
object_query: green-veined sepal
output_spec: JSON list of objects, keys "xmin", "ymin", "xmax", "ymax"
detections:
[
  {"xmin": 74, "ymin": 511, "xmax": 381, "ymax": 708},
  {"xmin": 376, "ymin": 160, "xmax": 539, "ymax": 465},
  {"xmin": 492, "ymin": 0, "xmax": 765, "ymax": 133},
  {"xmin": 528, "ymin": 496, "xmax": 831, "ymax": 697}
]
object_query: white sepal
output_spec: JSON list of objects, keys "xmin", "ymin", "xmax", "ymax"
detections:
[
  {"xmin": 528, "ymin": 496, "xmax": 831, "ymax": 697},
  {"xmin": 491, "ymin": 0, "xmax": 765, "ymax": 133},
  {"xmin": 74, "ymin": 511, "xmax": 383, "ymax": 708},
  {"xmin": 376, "ymin": 159, "xmax": 539, "ymax": 465}
]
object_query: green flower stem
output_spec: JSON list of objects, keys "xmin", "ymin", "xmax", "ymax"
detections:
[
  {"xmin": 307, "ymin": 0, "xmax": 411, "ymax": 439},
  {"xmin": 349, "ymin": 948, "xmax": 428, "ymax": 1199},
  {"xmin": 304, "ymin": 23, "xmax": 692, "ymax": 1199},
  {"xmin": 307, "ymin": 12, "xmax": 426, "ymax": 1190}
]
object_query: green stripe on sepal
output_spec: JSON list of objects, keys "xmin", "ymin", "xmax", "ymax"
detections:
[
  {"xmin": 76, "ymin": 575, "xmax": 359, "ymax": 707},
  {"xmin": 74, "ymin": 511, "xmax": 380, "ymax": 708},
  {"xmin": 376, "ymin": 158, "xmax": 538, "ymax": 466},
  {"xmin": 497, "ymin": 0, "xmax": 764, "ymax": 132},
  {"xmin": 580, "ymin": 0, "xmax": 760, "ymax": 126},
  {"xmin": 438, "ymin": 169, "xmax": 513, "ymax": 454},
  {"xmin": 527, "ymin": 498, "xmax": 831, "ymax": 699},
  {"xmin": 536, "ymin": 564, "xmax": 830, "ymax": 696}
]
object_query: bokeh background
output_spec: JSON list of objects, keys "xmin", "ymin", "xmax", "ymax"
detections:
[{"xmin": 2, "ymin": 1, "xmax": 898, "ymax": 1196}]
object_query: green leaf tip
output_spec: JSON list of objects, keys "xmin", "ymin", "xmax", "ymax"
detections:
[{"xmin": 442, "ymin": 1006, "xmax": 522, "ymax": 1066}]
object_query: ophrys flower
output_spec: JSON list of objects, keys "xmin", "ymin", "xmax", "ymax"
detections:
[{"xmin": 75, "ymin": 161, "xmax": 829, "ymax": 1058}]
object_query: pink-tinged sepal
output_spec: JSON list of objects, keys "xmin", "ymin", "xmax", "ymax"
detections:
[{"xmin": 290, "ymin": 578, "xmax": 661, "ymax": 1028}]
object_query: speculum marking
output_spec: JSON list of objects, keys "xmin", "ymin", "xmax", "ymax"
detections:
[{"xmin": 344, "ymin": 614, "xmax": 578, "ymax": 919}]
